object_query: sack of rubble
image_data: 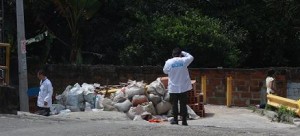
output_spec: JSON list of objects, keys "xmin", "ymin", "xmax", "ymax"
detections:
[
  {"xmin": 141, "ymin": 102, "xmax": 156, "ymax": 115},
  {"xmin": 174, "ymin": 103, "xmax": 200, "ymax": 120},
  {"xmin": 56, "ymin": 85, "xmax": 73, "ymax": 105},
  {"xmin": 128, "ymin": 103, "xmax": 154, "ymax": 120},
  {"xmin": 147, "ymin": 78, "xmax": 166, "ymax": 96},
  {"xmin": 50, "ymin": 104, "xmax": 65, "ymax": 115},
  {"xmin": 187, "ymin": 105, "xmax": 200, "ymax": 120},
  {"xmin": 102, "ymin": 98, "xmax": 118, "ymax": 111},
  {"xmin": 125, "ymin": 81, "xmax": 145, "ymax": 99},
  {"xmin": 113, "ymin": 88, "xmax": 127, "ymax": 103},
  {"xmin": 81, "ymin": 83, "xmax": 96, "ymax": 108},
  {"xmin": 134, "ymin": 112, "xmax": 152, "ymax": 121},
  {"xmin": 65, "ymin": 83, "xmax": 85, "ymax": 112},
  {"xmin": 148, "ymin": 94, "xmax": 162, "ymax": 105},
  {"xmin": 132, "ymin": 95, "xmax": 148, "ymax": 106},
  {"xmin": 114, "ymin": 99, "xmax": 132, "ymax": 112},
  {"xmin": 81, "ymin": 83, "xmax": 95, "ymax": 94},
  {"xmin": 95, "ymin": 94, "xmax": 104, "ymax": 109},
  {"xmin": 83, "ymin": 93, "xmax": 96, "ymax": 109},
  {"xmin": 127, "ymin": 105, "xmax": 145, "ymax": 120},
  {"xmin": 156, "ymin": 100, "xmax": 172, "ymax": 115},
  {"xmin": 66, "ymin": 102, "xmax": 85, "ymax": 112},
  {"xmin": 163, "ymin": 92, "xmax": 170, "ymax": 102}
]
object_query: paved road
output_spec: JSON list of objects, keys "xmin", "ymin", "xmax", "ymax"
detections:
[{"xmin": 0, "ymin": 105, "xmax": 299, "ymax": 136}]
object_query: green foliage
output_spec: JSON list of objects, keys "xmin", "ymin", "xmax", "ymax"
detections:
[
  {"xmin": 215, "ymin": 0, "xmax": 300, "ymax": 67},
  {"xmin": 53, "ymin": 0, "xmax": 102, "ymax": 64},
  {"xmin": 265, "ymin": 104, "xmax": 274, "ymax": 111},
  {"xmin": 274, "ymin": 105, "xmax": 297, "ymax": 123},
  {"xmin": 277, "ymin": 105, "xmax": 297, "ymax": 118},
  {"xmin": 4, "ymin": 0, "xmax": 300, "ymax": 67},
  {"xmin": 121, "ymin": 9, "xmax": 247, "ymax": 67}
]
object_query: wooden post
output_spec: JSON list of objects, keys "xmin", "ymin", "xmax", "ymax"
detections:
[
  {"xmin": 201, "ymin": 75, "xmax": 207, "ymax": 104},
  {"xmin": 227, "ymin": 76, "xmax": 232, "ymax": 107}
]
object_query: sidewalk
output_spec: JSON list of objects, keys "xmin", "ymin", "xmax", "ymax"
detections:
[{"xmin": 186, "ymin": 104, "xmax": 297, "ymax": 129}]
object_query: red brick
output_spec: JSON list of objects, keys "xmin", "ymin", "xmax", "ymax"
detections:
[
  {"xmin": 206, "ymin": 91, "xmax": 214, "ymax": 97},
  {"xmin": 234, "ymin": 72, "xmax": 251, "ymax": 79},
  {"xmin": 235, "ymin": 80, "xmax": 246, "ymax": 86},
  {"xmin": 215, "ymin": 92, "xmax": 226, "ymax": 97},
  {"xmin": 250, "ymin": 86, "xmax": 260, "ymax": 92},
  {"xmin": 189, "ymin": 70, "xmax": 201, "ymax": 76},
  {"xmin": 250, "ymin": 80, "xmax": 260, "ymax": 87},
  {"xmin": 236, "ymin": 86, "xmax": 248, "ymax": 92},
  {"xmin": 208, "ymin": 97, "xmax": 226, "ymax": 105},
  {"xmin": 241, "ymin": 92, "xmax": 251, "ymax": 98},
  {"xmin": 188, "ymin": 96, "xmax": 198, "ymax": 104},
  {"xmin": 252, "ymin": 93, "xmax": 261, "ymax": 99},
  {"xmin": 276, "ymin": 75, "xmax": 286, "ymax": 81},
  {"xmin": 251, "ymin": 71, "xmax": 266, "ymax": 79},
  {"xmin": 233, "ymin": 99, "xmax": 247, "ymax": 106},
  {"xmin": 194, "ymin": 110, "xmax": 205, "ymax": 117}
]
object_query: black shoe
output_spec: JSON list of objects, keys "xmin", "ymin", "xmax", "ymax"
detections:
[
  {"xmin": 170, "ymin": 120, "xmax": 178, "ymax": 125},
  {"xmin": 182, "ymin": 121, "xmax": 188, "ymax": 126}
]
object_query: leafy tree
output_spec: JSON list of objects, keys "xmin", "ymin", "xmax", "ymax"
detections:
[
  {"xmin": 205, "ymin": 0, "xmax": 300, "ymax": 67},
  {"xmin": 121, "ymin": 10, "xmax": 247, "ymax": 67},
  {"xmin": 53, "ymin": 0, "xmax": 102, "ymax": 64}
]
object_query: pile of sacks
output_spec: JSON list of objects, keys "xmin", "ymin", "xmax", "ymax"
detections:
[
  {"xmin": 52, "ymin": 78, "xmax": 199, "ymax": 120},
  {"xmin": 52, "ymin": 83, "xmax": 104, "ymax": 114},
  {"xmin": 103, "ymin": 78, "xmax": 173, "ymax": 120}
]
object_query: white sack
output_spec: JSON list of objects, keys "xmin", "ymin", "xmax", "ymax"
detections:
[
  {"xmin": 148, "ymin": 94, "xmax": 162, "ymax": 105},
  {"xmin": 156, "ymin": 100, "xmax": 172, "ymax": 115},
  {"xmin": 114, "ymin": 99, "xmax": 132, "ymax": 112}
]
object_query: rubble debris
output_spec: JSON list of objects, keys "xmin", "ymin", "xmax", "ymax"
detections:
[{"xmin": 52, "ymin": 77, "xmax": 202, "ymax": 122}]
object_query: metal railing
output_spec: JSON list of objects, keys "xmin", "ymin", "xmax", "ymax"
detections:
[{"xmin": 267, "ymin": 94, "xmax": 300, "ymax": 116}]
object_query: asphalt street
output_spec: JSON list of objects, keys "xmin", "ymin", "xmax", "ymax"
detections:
[{"xmin": 0, "ymin": 105, "xmax": 299, "ymax": 136}]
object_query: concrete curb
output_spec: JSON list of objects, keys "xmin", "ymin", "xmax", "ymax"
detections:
[{"xmin": 253, "ymin": 108, "xmax": 300, "ymax": 127}]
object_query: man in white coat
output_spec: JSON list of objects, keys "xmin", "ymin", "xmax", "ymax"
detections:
[
  {"xmin": 163, "ymin": 47, "xmax": 194, "ymax": 126},
  {"xmin": 36, "ymin": 69, "xmax": 53, "ymax": 116}
]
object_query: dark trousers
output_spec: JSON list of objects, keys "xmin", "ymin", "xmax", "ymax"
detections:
[
  {"xmin": 170, "ymin": 92, "xmax": 188, "ymax": 121},
  {"xmin": 36, "ymin": 107, "xmax": 50, "ymax": 116}
]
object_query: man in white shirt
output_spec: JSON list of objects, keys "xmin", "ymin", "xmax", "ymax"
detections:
[
  {"xmin": 36, "ymin": 69, "xmax": 53, "ymax": 116},
  {"xmin": 163, "ymin": 48, "xmax": 194, "ymax": 126}
]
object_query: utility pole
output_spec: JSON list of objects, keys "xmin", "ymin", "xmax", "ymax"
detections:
[{"xmin": 16, "ymin": 0, "xmax": 28, "ymax": 111}]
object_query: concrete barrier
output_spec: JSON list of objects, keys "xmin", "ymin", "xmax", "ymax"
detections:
[{"xmin": 267, "ymin": 94, "xmax": 300, "ymax": 116}]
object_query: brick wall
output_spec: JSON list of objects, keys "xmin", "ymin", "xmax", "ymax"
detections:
[
  {"xmin": 188, "ymin": 68, "xmax": 286, "ymax": 107},
  {"xmin": 25, "ymin": 65, "xmax": 292, "ymax": 107}
]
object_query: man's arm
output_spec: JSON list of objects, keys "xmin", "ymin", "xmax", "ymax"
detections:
[
  {"xmin": 181, "ymin": 51, "xmax": 194, "ymax": 66},
  {"xmin": 163, "ymin": 61, "xmax": 170, "ymax": 74}
]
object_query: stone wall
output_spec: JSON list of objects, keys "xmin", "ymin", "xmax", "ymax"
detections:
[{"xmin": 24, "ymin": 65, "xmax": 298, "ymax": 107}]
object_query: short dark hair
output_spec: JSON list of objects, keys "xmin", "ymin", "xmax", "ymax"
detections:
[
  {"xmin": 37, "ymin": 69, "xmax": 46, "ymax": 76},
  {"xmin": 172, "ymin": 47, "xmax": 182, "ymax": 57},
  {"xmin": 267, "ymin": 69, "xmax": 275, "ymax": 77}
]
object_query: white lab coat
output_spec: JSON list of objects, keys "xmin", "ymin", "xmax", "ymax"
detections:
[
  {"xmin": 37, "ymin": 77, "xmax": 53, "ymax": 108},
  {"xmin": 163, "ymin": 51, "xmax": 194, "ymax": 93}
]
